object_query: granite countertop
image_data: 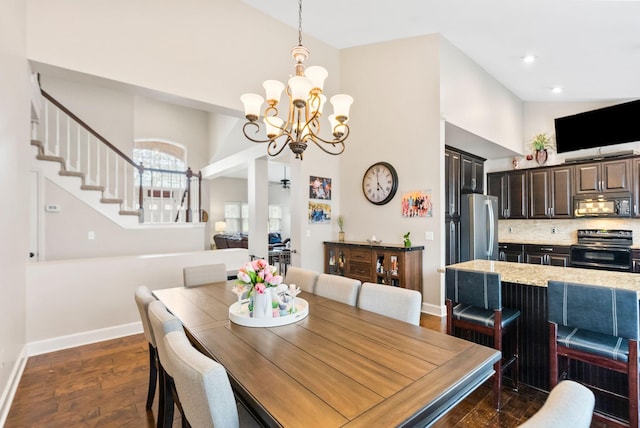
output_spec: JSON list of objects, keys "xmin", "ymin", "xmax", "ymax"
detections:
[
  {"xmin": 445, "ymin": 260, "xmax": 640, "ymax": 293},
  {"xmin": 498, "ymin": 239, "xmax": 575, "ymax": 246}
]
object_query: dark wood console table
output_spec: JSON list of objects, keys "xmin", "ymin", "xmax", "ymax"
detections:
[{"xmin": 323, "ymin": 241, "xmax": 424, "ymax": 292}]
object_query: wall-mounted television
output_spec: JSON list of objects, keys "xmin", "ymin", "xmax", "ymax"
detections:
[{"xmin": 554, "ymin": 99, "xmax": 640, "ymax": 154}]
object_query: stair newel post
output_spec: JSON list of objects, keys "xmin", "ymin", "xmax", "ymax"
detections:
[
  {"xmin": 197, "ymin": 171, "xmax": 202, "ymax": 222},
  {"xmin": 138, "ymin": 163, "xmax": 145, "ymax": 223},
  {"xmin": 185, "ymin": 168, "xmax": 193, "ymax": 223}
]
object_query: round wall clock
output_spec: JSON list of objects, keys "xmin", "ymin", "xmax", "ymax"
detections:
[{"xmin": 362, "ymin": 162, "xmax": 399, "ymax": 205}]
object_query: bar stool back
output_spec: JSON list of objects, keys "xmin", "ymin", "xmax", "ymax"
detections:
[
  {"xmin": 445, "ymin": 268, "xmax": 520, "ymax": 410},
  {"xmin": 548, "ymin": 280, "xmax": 639, "ymax": 428}
]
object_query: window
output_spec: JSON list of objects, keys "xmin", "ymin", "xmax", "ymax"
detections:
[
  {"xmin": 224, "ymin": 202, "xmax": 248, "ymax": 233},
  {"xmin": 268, "ymin": 205, "xmax": 282, "ymax": 233},
  {"xmin": 224, "ymin": 203, "xmax": 281, "ymax": 233},
  {"xmin": 133, "ymin": 140, "xmax": 188, "ymax": 223},
  {"xmin": 133, "ymin": 141, "xmax": 186, "ymax": 189}
]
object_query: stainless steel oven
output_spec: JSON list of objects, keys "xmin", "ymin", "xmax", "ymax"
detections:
[{"xmin": 570, "ymin": 229, "xmax": 633, "ymax": 272}]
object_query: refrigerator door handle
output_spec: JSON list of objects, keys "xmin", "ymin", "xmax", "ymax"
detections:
[{"xmin": 486, "ymin": 199, "xmax": 495, "ymax": 257}]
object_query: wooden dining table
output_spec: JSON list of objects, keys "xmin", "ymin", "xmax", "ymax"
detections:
[{"xmin": 153, "ymin": 281, "xmax": 500, "ymax": 428}]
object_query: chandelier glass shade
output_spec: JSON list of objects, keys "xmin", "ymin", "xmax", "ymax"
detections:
[{"xmin": 240, "ymin": 0, "xmax": 353, "ymax": 160}]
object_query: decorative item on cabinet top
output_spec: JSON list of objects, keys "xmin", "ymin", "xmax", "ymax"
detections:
[{"xmin": 529, "ymin": 133, "xmax": 556, "ymax": 166}]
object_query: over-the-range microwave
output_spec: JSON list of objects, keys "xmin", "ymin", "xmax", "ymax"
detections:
[{"xmin": 573, "ymin": 193, "xmax": 632, "ymax": 217}]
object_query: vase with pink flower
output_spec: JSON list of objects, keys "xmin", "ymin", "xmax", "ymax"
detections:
[{"xmin": 235, "ymin": 258, "xmax": 283, "ymax": 318}]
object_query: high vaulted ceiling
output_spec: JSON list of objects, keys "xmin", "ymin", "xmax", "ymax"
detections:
[{"xmin": 242, "ymin": 0, "xmax": 640, "ymax": 103}]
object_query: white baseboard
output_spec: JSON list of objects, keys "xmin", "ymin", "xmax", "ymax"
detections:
[
  {"xmin": 27, "ymin": 322, "xmax": 143, "ymax": 356},
  {"xmin": 422, "ymin": 302, "xmax": 445, "ymax": 317},
  {"xmin": 0, "ymin": 346, "xmax": 28, "ymax": 427}
]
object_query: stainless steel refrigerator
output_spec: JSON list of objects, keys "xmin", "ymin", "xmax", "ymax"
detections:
[{"xmin": 460, "ymin": 194, "xmax": 499, "ymax": 261}]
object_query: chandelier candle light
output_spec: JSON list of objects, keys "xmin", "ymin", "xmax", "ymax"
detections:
[{"xmin": 240, "ymin": 0, "xmax": 353, "ymax": 160}]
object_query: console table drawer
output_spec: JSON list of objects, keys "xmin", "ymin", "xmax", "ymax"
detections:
[
  {"xmin": 349, "ymin": 249, "xmax": 371, "ymax": 262},
  {"xmin": 348, "ymin": 261, "xmax": 371, "ymax": 281}
]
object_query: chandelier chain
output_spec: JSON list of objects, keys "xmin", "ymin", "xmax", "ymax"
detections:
[{"xmin": 298, "ymin": 0, "xmax": 303, "ymax": 46}]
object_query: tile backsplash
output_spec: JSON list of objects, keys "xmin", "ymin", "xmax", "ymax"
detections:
[{"xmin": 499, "ymin": 218, "xmax": 640, "ymax": 246}]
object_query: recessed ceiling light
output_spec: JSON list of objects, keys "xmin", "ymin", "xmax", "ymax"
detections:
[
  {"xmin": 552, "ymin": 86, "xmax": 563, "ymax": 94},
  {"xmin": 523, "ymin": 55, "xmax": 536, "ymax": 63}
]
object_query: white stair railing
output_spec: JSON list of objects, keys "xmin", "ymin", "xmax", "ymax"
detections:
[{"xmin": 33, "ymin": 89, "xmax": 202, "ymax": 224}]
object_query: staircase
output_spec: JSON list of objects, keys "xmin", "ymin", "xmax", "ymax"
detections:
[
  {"xmin": 30, "ymin": 138, "xmax": 140, "ymax": 218},
  {"xmin": 30, "ymin": 79, "xmax": 202, "ymax": 227}
]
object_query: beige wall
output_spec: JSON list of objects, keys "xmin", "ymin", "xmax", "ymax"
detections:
[
  {"xmin": 134, "ymin": 96, "xmax": 210, "ymax": 171},
  {"xmin": 339, "ymin": 35, "xmax": 442, "ymax": 311},
  {"xmin": 25, "ymin": 249, "xmax": 250, "ymax": 349},
  {"xmin": 43, "ymin": 179, "xmax": 206, "ymax": 260},
  {"xmin": 26, "ymin": 0, "xmax": 340, "ymax": 113},
  {"xmin": 39, "ymin": 74, "xmax": 135, "ymax": 155},
  {"xmin": 0, "ymin": 0, "xmax": 29, "ymax": 420},
  {"xmin": 440, "ymin": 37, "xmax": 524, "ymax": 154}
]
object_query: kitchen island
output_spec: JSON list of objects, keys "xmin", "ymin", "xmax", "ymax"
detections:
[
  {"xmin": 445, "ymin": 260, "xmax": 637, "ymax": 422},
  {"xmin": 449, "ymin": 259, "xmax": 640, "ymax": 291}
]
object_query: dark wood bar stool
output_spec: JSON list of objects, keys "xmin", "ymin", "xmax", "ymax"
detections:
[
  {"xmin": 548, "ymin": 280, "xmax": 640, "ymax": 428},
  {"xmin": 445, "ymin": 268, "xmax": 520, "ymax": 410}
]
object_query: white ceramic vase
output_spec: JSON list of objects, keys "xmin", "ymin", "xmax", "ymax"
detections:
[{"xmin": 252, "ymin": 288, "xmax": 272, "ymax": 318}]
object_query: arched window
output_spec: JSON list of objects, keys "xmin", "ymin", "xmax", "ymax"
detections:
[
  {"xmin": 133, "ymin": 140, "xmax": 186, "ymax": 188},
  {"xmin": 133, "ymin": 139, "xmax": 189, "ymax": 222}
]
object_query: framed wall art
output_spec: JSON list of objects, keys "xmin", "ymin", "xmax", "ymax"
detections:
[
  {"xmin": 308, "ymin": 201, "xmax": 331, "ymax": 224},
  {"xmin": 309, "ymin": 176, "xmax": 332, "ymax": 200},
  {"xmin": 401, "ymin": 190, "xmax": 433, "ymax": 217}
]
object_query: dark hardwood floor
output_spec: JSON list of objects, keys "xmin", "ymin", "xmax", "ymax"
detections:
[{"xmin": 5, "ymin": 314, "xmax": 616, "ymax": 427}]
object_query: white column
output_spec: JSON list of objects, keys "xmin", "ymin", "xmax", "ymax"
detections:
[{"xmin": 247, "ymin": 157, "xmax": 269, "ymax": 260}]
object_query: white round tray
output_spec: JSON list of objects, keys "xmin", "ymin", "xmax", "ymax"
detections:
[{"xmin": 229, "ymin": 298, "xmax": 309, "ymax": 327}]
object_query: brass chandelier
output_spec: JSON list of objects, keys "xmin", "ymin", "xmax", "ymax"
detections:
[{"xmin": 240, "ymin": 0, "xmax": 353, "ymax": 160}]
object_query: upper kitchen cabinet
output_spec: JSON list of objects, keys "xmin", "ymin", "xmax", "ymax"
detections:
[
  {"xmin": 632, "ymin": 158, "xmax": 640, "ymax": 217},
  {"xmin": 528, "ymin": 165, "xmax": 573, "ymax": 219},
  {"xmin": 487, "ymin": 170, "xmax": 528, "ymax": 219},
  {"xmin": 574, "ymin": 159, "xmax": 631, "ymax": 194},
  {"xmin": 445, "ymin": 149, "xmax": 461, "ymax": 217},
  {"xmin": 460, "ymin": 153, "xmax": 484, "ymax": 194}
]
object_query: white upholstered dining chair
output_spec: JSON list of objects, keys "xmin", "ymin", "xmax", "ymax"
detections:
[
  {"xmin": 314, "ymin": 273, "xmax": 361, "ymax": 306},
  {"xmin": 183, "ymin": 263, "xmax": 227, "ymax": 288},
  {"xmin": 163, "ymin": 330, "xmax": 261, "ymax": 428},
  {"xmin": 517, "ymin": 380, "xmax": 594, "ymax": 427},
  {"xmin": 148, "ymin": 300, "xmax": 188, "ymax": 428},
  {"xmin": 133, "ymin": 285, "xmax": 158, "ymax": 410},
  {"xmin": 283, "ymin": 266, "xmax": 319, "ymax": 294},
  {"xmin": 357, "ymin": 282, "xmax": 422, "ymax": 325}
]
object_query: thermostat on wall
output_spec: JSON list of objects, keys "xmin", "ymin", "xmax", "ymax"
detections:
[{"xmin": 45, "ymin": 203, "xmax": 61, "ymax": 212}]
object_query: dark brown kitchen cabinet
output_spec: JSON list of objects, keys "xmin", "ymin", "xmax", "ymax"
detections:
[
  {"xmin": 445, "ymin": 147, "xmax": 483, "ymax": 266},
  {"xmin": 445, "ymin": 149, "xmax": 461, "ymax": 217},
  {"xmin": 487, "ymin": 170, "xmax": 527, "ymax": 219},
  {"xmin": 632, "ymin": 158, "xmax": 640, "ymax": 217},
  {"xmin": 633, "ymin": 249, "xmax": 640, "ymax": 273},
  {"xmin": 574, "ymin": 159, "xmax": 631, "ymax": 194},
  {"xmin": 524, "ymin": 245, "xmax": 570, "ymax": 267},
  {"xmin": 528, "ymin": 166, "xmax": 573, "ymax": 219},
  {"xmin": 460, "ymin": 154, "xmax": 484, "ymax": 194},
  {"xmin": 445, "ymin": 217, "xmax": 460, "ymax": 266},
  {"xmin": 498, "ymin": 243, "xmax": 524, "ymax": 263}
]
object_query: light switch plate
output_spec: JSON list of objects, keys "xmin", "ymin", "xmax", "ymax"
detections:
[{"xmin": 425, "ymin": 231, "xmax": 434, "ymax": 241}]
